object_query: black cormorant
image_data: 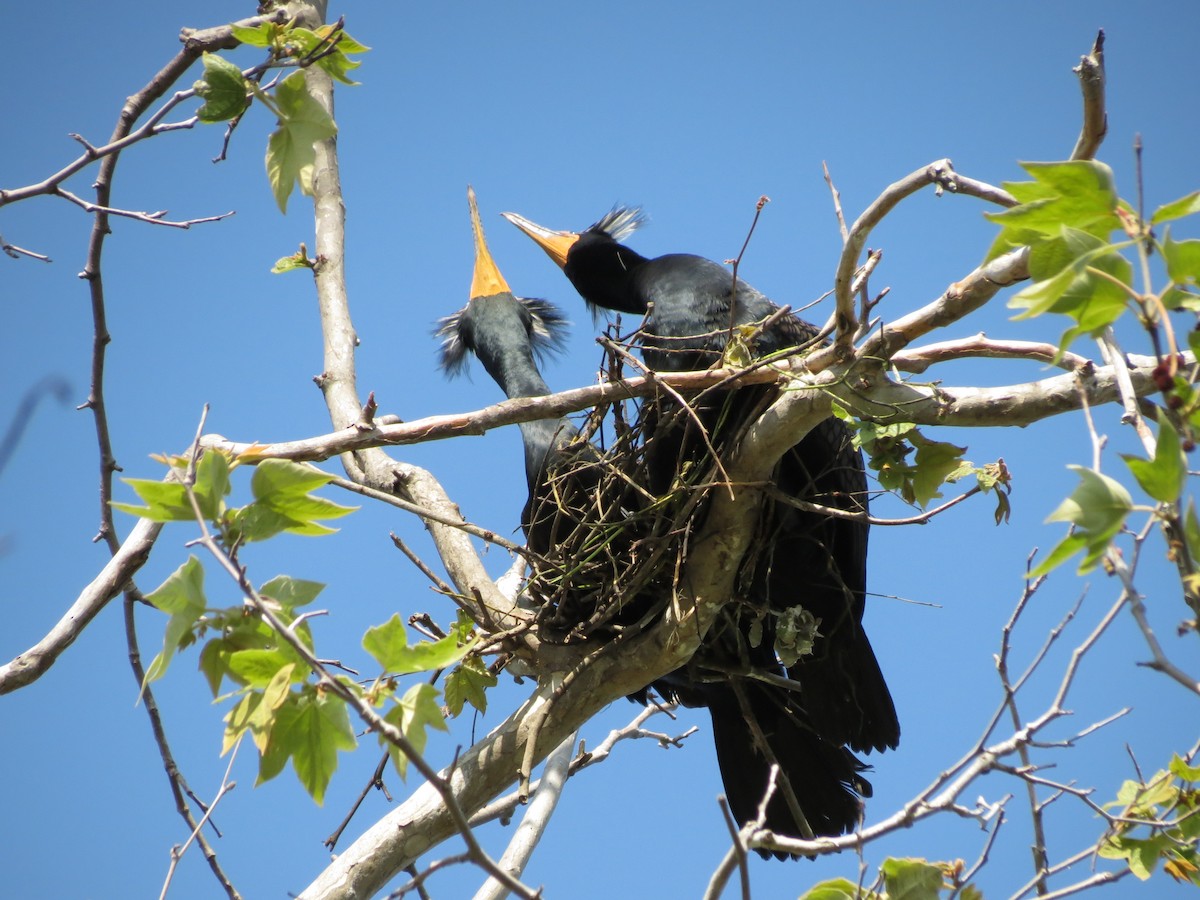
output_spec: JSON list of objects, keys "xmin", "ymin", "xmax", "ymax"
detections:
[{"xmin": 502, "ymin": 207, "xmax": 900, "ymax": 763}]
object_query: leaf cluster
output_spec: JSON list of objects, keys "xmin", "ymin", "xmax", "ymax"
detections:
[
  {"xmin": 191, "ymin": 20, "xmax": 369, "ymax": 212},
  {"xmin": 118, "ymin": 454, "xmax": 497, "ymax": 802},
  {"xmin": 801, "ymin": 857, "xmax": 982, "ymax": 900},
  {"xmin": 1099, "ymin": 755, "xmax": 1200, "ymax": 885}
]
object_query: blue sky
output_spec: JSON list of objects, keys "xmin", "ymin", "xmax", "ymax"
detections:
[{"xmin": 3, "ymin": 2, "xmax": 1199, "ymax": 898}]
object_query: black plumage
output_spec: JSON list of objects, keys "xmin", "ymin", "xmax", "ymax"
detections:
[{"xmin": 503, "ymin": 205, "xmax": 900, "ymax": 834}]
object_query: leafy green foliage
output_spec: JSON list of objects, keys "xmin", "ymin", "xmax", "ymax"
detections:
[
  {"xmin": 444, "ymin": 656, "xmax": 498, "ymax": 717},
  {"xmin": 194, "ymin": 21, "xmax": 368, "ymax": 213},
  {"xmin": 193, "ymin": 52, "xmax": 250, "ymax": 122},
  {"xmin": 832, "ymin": 407, "xmax": 996, "ymax": 511},
  {"xmin": 1099, "ymin": 757, "xmax": 1200, "ymax": 885},
  {"xmin": 265, "ymin": 70, "xmax": 339, "ymax": 213},
  {"xmin": 363, "ymin": 613, "xmax": 476, "ymax": 676},
  {"xmin": 798, "ymin": 858, "xmax": 976, "ymax": 900},
  {"xmin": 1033, "ymin": 465, "xmax": 1132, "ymax": 576},
  {"xmin": 256, "ymin": 683, "xmax": 358, "ymax": 804},
  {"xmin": 880, "ymin": 858, "xmax": 946, "ymax": 900},
  {"xmin": 382, "ymin": 683, "xmax": 450, "ymax": 780},
  {"xmin": 231, "ymin": 21, "xmax": 369, "ymax": 85},
  {"xmin": 142, "ymin": 556, "xmax": 207, "ymax": 687},
  {"xmin": 230, "ymin": 458, "xmax": 356, "ymax": 542},
  {"xmin": 1122, "ymin": 411, "xmax": 1187, "ymax": 504}
]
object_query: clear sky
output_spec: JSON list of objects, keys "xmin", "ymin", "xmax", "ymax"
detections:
[{"xmin": 3, "ymin": 2, "xmax": 1198, "ymax": 898}]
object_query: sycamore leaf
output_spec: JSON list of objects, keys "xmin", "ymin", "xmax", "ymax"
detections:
[
  {"xmin": 1162, "ymin": 229, "xmax": 1200, "ymax": 286},
  {"xmin": 272, "ymin": 251, "xmax": 314, "ymax": 274},
  {"xmin": 1153, "ymin": 191, "xmax": 1200, "ymax": 226},
  {"xmin": 259, "ymin": 575, "xmax": 324, "ymax": 610},
  {"xmin": 193, "ymin": 449, "xmax": 232, "ymax": 520},
  {"xmin": 229, "ymin": 22, "xmax": 276, "ymax": 48},
  {"xmin": 194, "ymin": 52, "xmax": 250, "ymax": 122},
  {"xmin": 265, "ymin": 71, "xmax": 338, "ymax": 212},
  {"xmin": 227, "ymin": 648, "xmax": 302, "ymax": 688},
  {"xmin": 142, "ymin": 556, "xmax": 207, "ymax": 686},
  {"xmin": 798, "ymin": 879, "xmax": 870, "ymax": 900},
  {"xmin": 231, "ymin": 460, "xmax": 355, "ymax": 541},
  {"xmin": 987, "ymin": 160, "xmax": 1120, "ymax": 240},
  {"xmin": 382, "ymin": 683, "xmax": 448, "ymax": 780},
  {"xmin": 1040, "ymin": 465, "xmax": 1132, "ymax": 573},
  {"xmin": 363, "ymin": 614, "xmax": 476, "ymax": 676},
  {"xmin": 880, "ymin": 857, "xmax": 945, "ymax": 900},
  {"xmin": 252, "ymin": 458, "xmax": 334, "ymax": 498},
  {"xmin": 909, "ymin": 433, "xmax": 967, "ymax": 508},
  {"xmin": 1122, "ymin": 411, "xmax": 1187, "ymax": 503},
  {"xmin": 259, "ymin": 687, "xmax": 356, "ymax": 804},
  {"xmin": 112, "ymin": 478, "xmax": 194, "ymax": 522},
  {"xmin": 444, "ymin": 657, "xmax": 498, "ymax": 717},
  {"xmin": 1170, "ymin": 754, "xmax": 1200, "ymax": 783}
]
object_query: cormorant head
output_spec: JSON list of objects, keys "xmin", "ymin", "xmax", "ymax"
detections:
[
  {"xmin": 502, "ymin": 206, "xmax": 651, "ymax": 316},
  {"xmin": 437, "ymin": 187, "xmax": 569, "ymax": 377}
]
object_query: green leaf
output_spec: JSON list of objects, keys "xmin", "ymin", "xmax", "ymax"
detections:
[
  {"xmin": 1029, "ymin": 532, "xmax": 1089, "ymax": 578},
  {"xmin": 229, "ymin": 22, "xmax": 275, "ymax": 48},
  {"xmin": 798, "ymin": 879, "xmax": 869, "ymax": 900},
  {"xmin": 194, "ymin": 53, "xmax": 250, "ymax": 122},
  {"xmin": 1163, "ymin": 229, "xmax": 1200, "ymax": 286},
  {"xmin": 252, "ymin": 459, "xmax": 334, "ymax": 498},
  {"xmin": 880, "ymin": 857, "xmax": 945, "ymax": 900},
  {"xmin": 227, "ymin": 648, "xmax": 298, "ymax": 688},
  {"xmin": 1122, "ymin": 411, "xmax": 1187, "ymax": 503},
  {"xmin": 112, "ymin": 478, "xmax": 194, "ymax": 522},
  {"xmin": 444, "ymin": 657, "xmax": 498, "ymax": 717},
  {"xmin": 1043, "ymin": 465, "xmax": 1132, "ymax": 573},
  {"xmin": 271, "ymin": 252, "xmax": 314, "ymax": 274},
  {"xmin": 265, "ymin": 71, "xmax": 338, "ymax": 212},
  {"xmin": 987, "ymin": 160, "xmax": 1120, "ymax": 238},
  {"xmin": 142, "ymin": 557, "xmax": 207, "ymax": 685},
  {"xmin": 383, "ymin": 683, "xmax": 448, "ymax": 780},
  {"xmin": 193, "ymin": 449, "xmax": 232, "ymax": 519},
  {"xmin": 363, "ymin": 614, "xmax": 476, "ymax": 676},
  {"xmin": 909, "ymin": 433, "xmax": 967, "ymax": 508},
  {"xmin": 259, "ymin": 575, "xmax": 324, "ymax": 610},
  {"xmin": 231, "ymin": 460, "xmax": 355, "ymax": 541},
  {"xmin": 1009, "ymin": 228, "xmax": 1132, "ymax": 339},
  {"xmin": 1153, "ymin": 191, "xmax": 1200, "ymax": 226},
  {"xmin": 260, "ymin": 687, "xmax": 357, "ymax": 804},
  {"xmin": 1170, "ymin": 754, "xmax": 1200, "ymax": 783}
]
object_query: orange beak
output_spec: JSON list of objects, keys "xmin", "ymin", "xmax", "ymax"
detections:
[
  {"xmin": 468, "ymin": 185, "xmax": 511, "ymax": 300},
  {"xmin": 501, "ymin": 211, "xmax": 580, "ymax": 270}
]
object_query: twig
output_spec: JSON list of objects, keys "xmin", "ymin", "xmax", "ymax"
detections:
[
  {"xmin": 54, "ymin": 186, "xmax": 235, "ymax": 229},
  {"xmin": 823, "ymin": 161, "xmax": 849, "ymax": 243},
  {"xmin": 1069, "ymin": 31, "xmax": 1107, "ymax": 162},
  {"xmin": 126, "ymin": 594, "xmax": 239, "ymax": 899},
  {"xmin": 158, "ymin": 739, "xmax": 241, "ymax": 900}
]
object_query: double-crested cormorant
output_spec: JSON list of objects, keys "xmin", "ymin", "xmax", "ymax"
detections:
[
  {"xmin": 442, "ymin": 191, "xmax": 872, "ymax": 851},
  {"xmin": 503, "ymin": 206, "xmax": 899, "ymax": 795}
]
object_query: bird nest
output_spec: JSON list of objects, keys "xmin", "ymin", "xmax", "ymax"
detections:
[{"xmin": 522, "ymin": 347, "xmax": 775, "ymax": 652}]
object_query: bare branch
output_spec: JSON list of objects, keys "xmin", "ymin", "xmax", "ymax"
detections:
[
  {"xmin": 831, "ymin": 160, "xmax": 1019, "ymax": 358},
  {"xmin": 1070, "ymin": 30, "xmax": 1107, "ymax": 162}
]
